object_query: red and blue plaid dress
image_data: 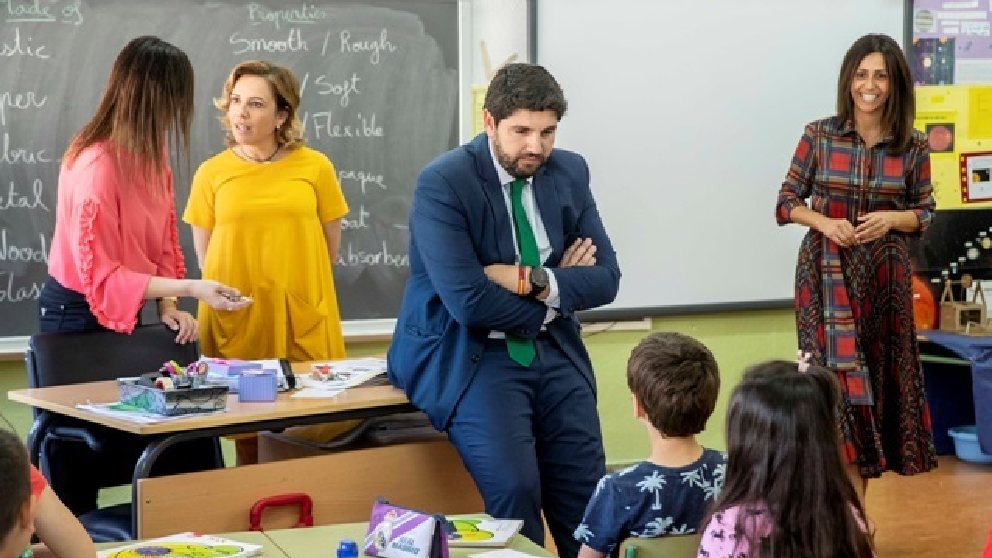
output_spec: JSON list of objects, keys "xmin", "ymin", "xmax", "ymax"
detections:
[{"xmin": 776, "ymin": 116, "xmax": 937, "ymax": 477}]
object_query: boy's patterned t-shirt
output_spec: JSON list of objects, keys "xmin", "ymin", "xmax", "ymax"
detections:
[{"xmin": 573, "ymin": 448, "xmax": 726, "ymax": 554}]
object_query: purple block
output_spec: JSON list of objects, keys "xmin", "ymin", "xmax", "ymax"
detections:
[{"xmin": 238, "ymin": 370, "xmax": 277, "ymax": 402}]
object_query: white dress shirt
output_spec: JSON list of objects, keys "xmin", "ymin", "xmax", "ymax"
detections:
[{"xmin": 488, "ymin": 140, "xmax": 560, "ymax": 329}]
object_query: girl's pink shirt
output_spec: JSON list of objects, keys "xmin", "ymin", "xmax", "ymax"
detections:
[{"xmin": 47, "ymin": 141, "xmax": 186, "ymax": 333}]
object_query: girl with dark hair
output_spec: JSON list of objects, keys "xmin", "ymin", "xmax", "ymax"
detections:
[
  {"xmin": 774, "ymin": 33, "xmax": 936, "ymax": 505},
  {"xmin": 696, "ymin": 360, "xmax": 874, "ymax": 558},
  {"xmin": 43, "ymin": 36, "xmax": 249, "ymax": 342}
]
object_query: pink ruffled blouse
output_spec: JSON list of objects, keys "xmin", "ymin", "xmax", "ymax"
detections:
[{"xmin": 47, "ymin": 141, "xmax": 186, "ymax": 333}]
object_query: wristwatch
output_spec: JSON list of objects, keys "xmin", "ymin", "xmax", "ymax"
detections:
[{"xmin": 528, "ymin": 266, "xmax": 549, "ymax": 298}]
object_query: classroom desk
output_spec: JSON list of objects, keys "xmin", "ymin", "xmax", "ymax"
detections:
[
  {"xmin": 8, "ymin": 363, "xmax": 416, "ymax": 537},
  {"xmin": 95, "ymin": 530, "xmax": 288, "ymax": 557},
  {"xmin": 263, "ymin": 522, "xmax": 551, "ymax": 558},
  {"xmin": 94, "ymin": 523, "xmax": 550, "ymax": 558}
]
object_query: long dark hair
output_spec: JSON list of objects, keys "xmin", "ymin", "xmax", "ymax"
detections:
[
  {"xmin": 707, "ymin": 360, "xmax": 872, "ymax": 557},
  {"xmin": 836, "ymin": 33, "xmax": 915, "ymax": 153},
  {"xmin": 64, "ymin": 36, "xmax": 194, "ymax": 193}
]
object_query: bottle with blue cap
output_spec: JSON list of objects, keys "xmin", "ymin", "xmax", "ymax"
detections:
[{"xmin": 337, "ymin": 538, "xmax": 359, "ymax": 558}]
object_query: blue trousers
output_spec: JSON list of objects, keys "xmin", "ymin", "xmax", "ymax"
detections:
[
  {"xmin": 446, "ymin": 335, "xmax": 605, "ymax": 558},
  {"xmin": 38, "ymin": 277, "xmax": 106, "ymax": 333}
]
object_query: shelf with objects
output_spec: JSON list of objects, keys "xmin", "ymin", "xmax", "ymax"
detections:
[{"xmin": 909, "ymin": 1, "xmax": 992, "ymax": 462}]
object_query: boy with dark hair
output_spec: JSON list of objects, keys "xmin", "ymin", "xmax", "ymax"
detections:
[
  {"xmin": 0, "ymin": 429, "xmax": 94, "ymax": 558},
  {"xmin": 0, "ymin": 431, "xmax": 31, "ymax": 558},
  {"xmin": 574, "ymin": 332, "xmax": 725, "ymax": 558}
]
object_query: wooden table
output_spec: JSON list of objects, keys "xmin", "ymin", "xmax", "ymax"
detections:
[
  {"xmin": 94, "ymin": 522, "xmax": 551, "ymax": 558},
  {"xmin": 264, "ymin": 522, "xmax": 551, "ymax": 558},
  {"xmin": 9, "ymin": 362, "xmax": 415, "ymax": 536}
]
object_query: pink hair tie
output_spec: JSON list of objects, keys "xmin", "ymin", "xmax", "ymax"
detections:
[{"xmin": 797, "ymin": 350, "xmax": 812, "ymax": 373}]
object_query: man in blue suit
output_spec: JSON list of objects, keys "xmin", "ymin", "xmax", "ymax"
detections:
[{"xmin": 387, "ymin": 64, "xmax": 620, "ymax": 558}]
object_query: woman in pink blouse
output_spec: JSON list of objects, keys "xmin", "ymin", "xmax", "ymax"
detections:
[
  {"xmin": 42, "ymin": 36, "xmax": 249, "ymax": 343},
  {"xmin": 39, "ymin": 36, "xmax": 251, "ymax": 520}
]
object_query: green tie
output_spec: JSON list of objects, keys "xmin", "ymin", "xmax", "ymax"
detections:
[{"xmin": 506, "ymin": 178, "xmax": 539, "ymax": 366}]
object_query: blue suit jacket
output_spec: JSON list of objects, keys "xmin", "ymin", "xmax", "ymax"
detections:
[{"xmin": 387, "ymin": 133, "xmax": 621, "ymax": 430}]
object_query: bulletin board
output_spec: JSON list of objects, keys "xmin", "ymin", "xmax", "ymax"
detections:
[{"xmin": 910, "ymin": 1, "xmax": 992, "ymax": 286}]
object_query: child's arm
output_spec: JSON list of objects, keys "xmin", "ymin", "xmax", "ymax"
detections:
[
  {"xmin": 577, "ymin": 543, "xmax": 606, "ymax": 558},
  {"xmin": 31, "ymin": 485, "xmax": 97, "ymax": 558}
]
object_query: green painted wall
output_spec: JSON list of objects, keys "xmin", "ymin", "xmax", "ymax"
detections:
[
  {"xmin": 591, "ymin": 308, "xmax": 797, "ymax": 463},
  {"xmin": 0, "ymin": 307, "xmax": 799, "ymax": 466}
]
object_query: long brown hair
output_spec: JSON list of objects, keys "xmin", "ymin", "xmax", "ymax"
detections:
[
  {"xmin": 836, "ymin": 33, "xmax": 915, "ymax": 153},
  {"xmin": 214, "ymin": 60, "xmax": 305, "ymax": 149},
  {"xmin": 706, "ymin": 360, "xmax": 873, "ymax": 558},
  {"xmin": 64, "ymin": 36, "xmax": 194, "ymax": 192}
]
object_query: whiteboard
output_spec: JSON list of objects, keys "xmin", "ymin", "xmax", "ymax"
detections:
[{"xmin": 537, "ymin": 0, "xmax": 906, "ymax": 314}]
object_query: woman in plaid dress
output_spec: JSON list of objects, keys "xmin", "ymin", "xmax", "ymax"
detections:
[{"xmin": 775, "ymin": 34, "xmax": 937, "ymax": 504}]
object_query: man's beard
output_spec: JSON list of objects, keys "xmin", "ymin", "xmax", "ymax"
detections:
[{"xmin": 494, "ymin": 140, "xmax": 545, "ymax": 178}]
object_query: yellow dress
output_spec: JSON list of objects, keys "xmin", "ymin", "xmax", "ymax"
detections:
[{"xmin": 183, "ymin": 146, "xmax": 349, "ymax": 361}]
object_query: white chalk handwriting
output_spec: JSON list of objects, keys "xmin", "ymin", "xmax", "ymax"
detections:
[
  {"xmin": 337, "ymin": 169, "xmax": 387, "ymax": 196},
  {"xmin": 230, "ymin": 27, "xmax": 307, "ymax": 55},
  {"xmin": 327, "ymin": 28, "xmax": 396, "ymax": 64},
  {"xmin": 2, "ymin": 0, "xmax": 82, "ymax": 25},
  {"xmin": 0, "ymin": 89, "xmax": 47, "ymax": 126},
  {"xmin": 340, "ymin": 203, "xmax": 372, "ymax": 231},
  {"xmin": 336, "ymin": 239, "xmax": 408, "ymax": 268},
  {"xmin": 0, "ymin": 228, "xmax": 48, "ymax": 264},
  {"xmin": 0, "ymin": 132, "xmax": 52, "ymax": 165},
  {"xmin": 312, "ymin": 72, "xmax": 361, "ymax": 108},
  {"xmin": 0, "ymin": 270, "xmax": 42, "ymax": 302},
  {"xmin": 306, "ymin": 111, "xmax": 383, "ymax": 140},
  {"xmin": 0, "ymin": 27, "xmax": 49, "ymax": 58},
  {"xmin": 246, "ymin": 3, "xmax": 325, "ymax": 30},
  {"xmin": 0, "ymin": 179, "xmax": 48, "ymax": 212}
]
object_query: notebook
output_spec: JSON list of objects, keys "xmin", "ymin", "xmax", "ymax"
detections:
[
  {"xmin": 446, "ymin": 518, "xmax": 524, "ymax": 547},
  {"xmin": 96, "ymin": 532, "xmax": 262, "ymax": 558}
]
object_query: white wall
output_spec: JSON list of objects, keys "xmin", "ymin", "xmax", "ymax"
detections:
[{"xmin": 537, "ymin": 0, "xmax": 906, "ymax": 313}]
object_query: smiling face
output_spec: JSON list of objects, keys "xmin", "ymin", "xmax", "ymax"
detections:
[
  {"xmin": 484, "ymin": 108, "xmax": 558, "ymax": 179},
  {"xmin": 850, "ymin": 52, "xmax": 889, "ymax": 119},
  {"xmin": 227, "ymin": 75, "xmax": 286, "ymax": 151}
]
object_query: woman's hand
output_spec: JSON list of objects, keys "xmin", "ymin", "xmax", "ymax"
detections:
[
  {"xmin": 159, "ymin": 305, "xmax": 198, "ymax": 344},
  {"xmin": 561, "ymin": 237, "xmax": 597, "ymax": 267},
  {"xmin": 855, "ymin": 212, "xmax": 893, "ymax": 244},
  {"xmin": 817, "ymin": 218, "xmax": 857, "ymax": 247},
  {"xmin": 190, "ymin": 280, "xmax": 252, "ymax": 311}
]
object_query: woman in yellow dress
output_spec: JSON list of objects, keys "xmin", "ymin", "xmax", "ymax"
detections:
[{"xmin": 184, "ymin": 60, "xmax": 348, "ymax": 361}]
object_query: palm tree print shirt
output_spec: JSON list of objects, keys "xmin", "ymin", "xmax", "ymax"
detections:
[{"xmin": 573, "ymin": 449, "xmax": 726, "ymax": 555}]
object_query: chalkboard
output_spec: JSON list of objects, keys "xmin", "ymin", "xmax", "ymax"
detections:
[{"xmin": 0, "ymin": 0, "xmax": 459, "ymax": 338}]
